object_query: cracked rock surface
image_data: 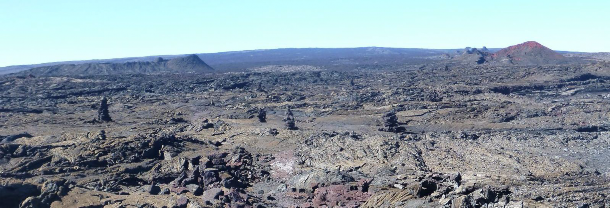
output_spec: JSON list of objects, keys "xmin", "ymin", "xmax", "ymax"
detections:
[{"xmin": 2, "ymin": 55, "xmax": 610, "ymax": 208}]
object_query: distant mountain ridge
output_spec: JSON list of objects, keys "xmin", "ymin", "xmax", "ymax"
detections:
[
  {"xmin": 0, "ymin": 44, "xmax": 598, "ymax": 75},
  {"xmin": 13, "ymin": 54, "xmax": 213, "ymax": 76},
  {"xmin": 0, "ymin": 47, "xmax": 456, "ymax": 75}
]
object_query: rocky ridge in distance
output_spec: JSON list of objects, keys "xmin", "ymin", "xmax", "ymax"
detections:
[{"xmin": 13, "ymin": 54, "xmax": 214, "ymax": 76}]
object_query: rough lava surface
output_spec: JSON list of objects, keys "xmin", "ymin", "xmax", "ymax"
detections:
[{"xmin": 1, "ymin": 42, "xmax": 610, "ymax": 208}]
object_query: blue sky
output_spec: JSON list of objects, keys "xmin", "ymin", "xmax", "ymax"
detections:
[{"xmin": 1, "ymin": 0, "xmax": 609, "ymax": 67}]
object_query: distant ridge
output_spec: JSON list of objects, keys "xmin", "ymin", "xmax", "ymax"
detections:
[
  {"xmin": 0, "ymin": 45, "xmax": 593, "ymax": 75},
  {"xmin": 0, "ymin": 48, "xmax": 457, "ymax": 74},
  {"xmin": 14, "ymin": 54, "xmax": 213, "ymax": 76}
]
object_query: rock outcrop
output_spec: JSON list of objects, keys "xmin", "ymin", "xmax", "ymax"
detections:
[{"xmin": 453, "ymin": 47, "xmax": 491, "ymax": 64}]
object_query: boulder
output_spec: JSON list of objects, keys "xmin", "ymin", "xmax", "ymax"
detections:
[
  {"xmin": 172, "ymin": 195, "xmax": 189, "ymax": 208},
  {"xmin": 202, "ymin": 188, "xmax": 224, "ymax": 204},
  {"xmin": 186, "ymin": 184, "xmax": 203, "ymax": 196}
]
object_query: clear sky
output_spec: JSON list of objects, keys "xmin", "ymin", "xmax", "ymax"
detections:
[{"xmin": 1, "ymin": 0, "xmax": 609, "ymax": 67}]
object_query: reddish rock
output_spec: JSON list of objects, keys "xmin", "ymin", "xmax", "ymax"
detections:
[
  {"xmin": 491, "ymin": 41, "xmax": 565, "ymax": 65},
  {"xmin": 311, "ymin": 183, "xmax": 372, "ymax": 208}
]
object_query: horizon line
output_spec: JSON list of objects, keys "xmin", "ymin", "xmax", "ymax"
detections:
[{"xmin": 1, "ymin": 45, "xmax": 607, "ymax": 69}]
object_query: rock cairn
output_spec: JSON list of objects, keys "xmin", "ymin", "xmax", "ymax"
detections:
[
  {"xmin": 257, "ymin": 108, "xmax": 267, "ymax": 123},
  {"xmin": 283, "ymin": 108, "xmax": 297, "ymax": 130},
  {"xmin": 379, "ymin": 110, "xmax": 403, "ymax": 132},
  {"xmin": 98, "ymin": 97, "xmax": 112, "ymax": 122}
]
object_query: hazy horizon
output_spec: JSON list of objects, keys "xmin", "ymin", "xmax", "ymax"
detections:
[{"xmin": 2, "ymin": 0, "xmax": 609, "ymax": 67}]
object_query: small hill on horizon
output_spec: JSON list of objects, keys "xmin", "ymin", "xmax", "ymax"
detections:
[
  {"xmin": 13, "ymin": 54, "xmax": 213, "ymax": 76},
  {"xmin": 164, "ymin": 54, "xmax": 214, "ymax": 72},
  {"xmin": 453, "ymin": 41, "xmax": 569, "ymax": 65},
  {"xmin": 492, "ymin": 41, "xmax": 567, "ymax": 65}
]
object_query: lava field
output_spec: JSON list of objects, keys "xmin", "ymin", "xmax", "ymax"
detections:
[{"xmin": 2, "ymin": 42, "xmax": 610, "ymax": 208}]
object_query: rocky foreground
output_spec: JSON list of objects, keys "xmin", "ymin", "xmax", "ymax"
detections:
[{"xmin": 2, "ymin": 58, "xmax": 610, "ymax": 208}]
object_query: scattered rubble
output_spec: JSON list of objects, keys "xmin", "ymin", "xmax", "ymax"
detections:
[{"xmin": 1, "ymin": 43, "xmax": 610, "ymax": 208}]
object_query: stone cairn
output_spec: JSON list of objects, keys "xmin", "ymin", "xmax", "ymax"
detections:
[
  {"xmin": 257, "ymin": 108, "xmax": 267, "ymax": 123},
  {"xmin": 283, "ymin": 108, "xmax": 297, "ymax": 130},
  {"xmin": 379, "ymin": 110, "xmax": 402, "ymax": 132},
  {"xmin": 98, "ymin": 97, "xmax": 112, "ymax": 122}
]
